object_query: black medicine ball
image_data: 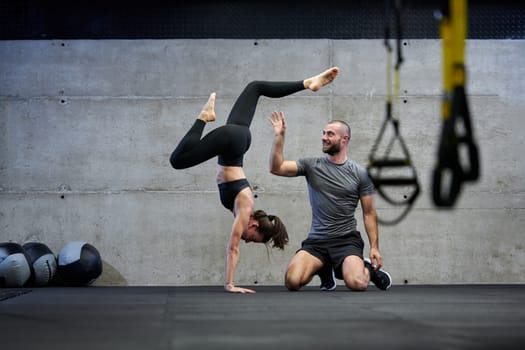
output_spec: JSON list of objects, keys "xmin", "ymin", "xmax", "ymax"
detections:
[
  {"xmin": 57, "ymin": 241, "xmax": 103, "ymax": 286},
  {"xmin": 23, "ymin": 242, "xmax": 57, "ymax": 286},
  {"xmin": 0, "ymin": 242, "xmax": 32, "ymax": 287}
]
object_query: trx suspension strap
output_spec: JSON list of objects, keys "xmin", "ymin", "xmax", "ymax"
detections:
[
  {"xmin": 432, "ymin": 0, "xmax": 480, "ymax": 207},
  {"xmin": 367, "ymin": 0, "xmax": 420, "ymax": 225}
]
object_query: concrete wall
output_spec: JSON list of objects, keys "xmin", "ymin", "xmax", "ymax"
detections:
[{"xmin": 1, "ymin": 39, "xmax": 524, "ymax": 286}]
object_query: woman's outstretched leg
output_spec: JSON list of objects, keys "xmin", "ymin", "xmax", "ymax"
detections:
[
  {"xmin": 170, "ymin": 67, "xmax": 340, "ymax": 168},
  {"xmin": 170, "ymin": 93, "xmax": 220, "ymax": 169},
  {"xmin": 226, "ymin": 67, "xmax": 340, "ymax": 127}
]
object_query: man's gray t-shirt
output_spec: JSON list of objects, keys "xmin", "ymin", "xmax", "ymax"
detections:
[{"xmin": 296, "ymin": 157, "xmax": 374, "ymax": 240}]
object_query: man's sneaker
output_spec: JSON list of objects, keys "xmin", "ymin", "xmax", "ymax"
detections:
[
  {"xmin": 364, "ymin": 258, "xmax": 392, "ymax": 291},
  {"xmin": 317, "ymin": 264, "xmax": 336, "ymax": 291}
]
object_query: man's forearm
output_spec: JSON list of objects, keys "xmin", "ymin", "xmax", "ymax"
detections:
[
  {"xmin": 269, "ymin": 135, "xmax": 285, "ymax": 173},
  {"xmin": 364, "ymin": 212, "xmax": 379, "ymax": 250}
]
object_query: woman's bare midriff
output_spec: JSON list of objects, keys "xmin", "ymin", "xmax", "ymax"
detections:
[{"xmin": 216, "ymin": 165, "xmax": 247, "ymax": 184}]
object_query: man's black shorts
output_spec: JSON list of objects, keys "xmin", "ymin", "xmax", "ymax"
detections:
[{"xmin": 299, "ymin": 231, "xmax": 364, "ymax": 279}]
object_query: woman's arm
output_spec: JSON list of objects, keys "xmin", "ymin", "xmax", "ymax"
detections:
[{"xmin": 224, "ymin": 190, "xmax": 256, "ymax": 294}]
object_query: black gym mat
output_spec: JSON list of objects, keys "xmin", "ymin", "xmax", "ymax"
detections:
[
  {"xmin": 1, "ymin": 285, "xmax": 524, "ymax": 349},
  {"xmin": 0, "ymin": 289, "xmax": 31, "ymax": 301}
]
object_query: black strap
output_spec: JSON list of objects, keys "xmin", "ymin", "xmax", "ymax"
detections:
[
  {"xmin": 433, "ymin": 82, "xmax": 480, "ymax": 206},
  {"xmin": 432, "ymin": 1, "xmax": 480, "ymax": 207},
  {"xmin": 367, "ymin": 0, "xmax": 420, "ymax": 224}
]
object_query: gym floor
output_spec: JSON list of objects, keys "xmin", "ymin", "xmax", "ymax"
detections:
[{"xmin": 2, "ymin": 284, "xmax": 524, "ymax": 349}]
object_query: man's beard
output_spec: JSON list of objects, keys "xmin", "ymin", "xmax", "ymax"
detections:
[{"xmin": 322, "ymin": 142, "xmax": 341, "ymax": 155}]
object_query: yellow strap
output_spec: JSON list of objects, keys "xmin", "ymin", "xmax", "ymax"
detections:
[
  {"xmin": 451, "ymin": 0, "xmax": 467, "ymax": 67},
  {"xmin": 441, "ymin": 11, "xmax": 452, "ymax": 93},
  {"xmin": 441, "ymin": 0, "xmax": 467, "ymax": 120},
  {"xmin": 386, "ymin": 48, "xmax": 393, "ymax": 105}
]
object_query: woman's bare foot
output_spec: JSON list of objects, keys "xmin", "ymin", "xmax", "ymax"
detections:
[
  {"xmin": 198, "ymin": 92, "xmax": 216, "ymax": 122},
  {"xmin": 304, "ymin": 67, "xmax": 340, "ymax": 91}
]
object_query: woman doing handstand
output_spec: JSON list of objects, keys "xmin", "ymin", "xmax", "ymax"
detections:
[{"xmin": 170, "ymin": 67, "xmax": 340, "ymax": 293}]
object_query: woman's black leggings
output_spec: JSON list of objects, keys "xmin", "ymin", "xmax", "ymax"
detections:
[{"xmin": 170, "ymin": 80, "xmax": 305, "ymax": 169}]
